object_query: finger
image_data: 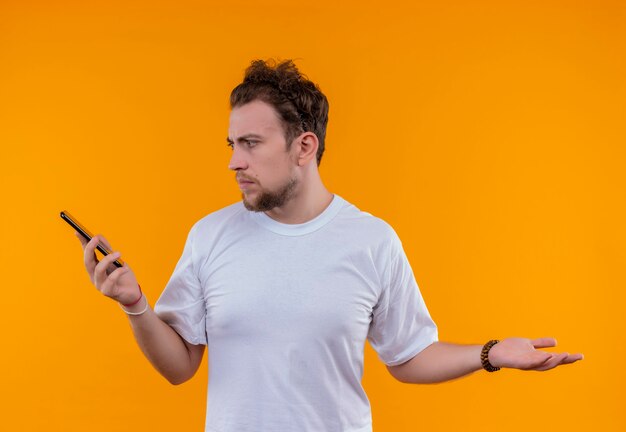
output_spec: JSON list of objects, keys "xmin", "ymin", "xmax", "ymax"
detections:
[
  {"xmin": 99, "ymin": 265, "xmax": 130, "ymax": 296},
  {"xmin": 549, "ymin": 353, "xmax": 571, "ymax": 369},
  {"xmin": 538, "ymin": 352, "xmax": 585, "ymax": 371},
  {"xmin": 511, "ymin": 350, "xmax": 550, "ymax": 370},
  {"xmin": 83, "ymin": 235, "xmax": 102, "ymax": 275},
  {"xmin": 94, "ymin": 251, "xmax": 122, "ymax": 289},
  {"xmin": 560, "ymin": 353, "xmax": 584, "ymax": 365},
  {"xmin": 101, "ymin": 250, "xmax": 123, "ymax": 275},
  {"xmin": 97, "ymin": 235, "xmax": 114, "ymax": 252},
  {"xmin": 535, "ymin": 353, "xmax": 569, "ymax": 371},
  {"xmin": 531, "ymin": 337, "xmax": 557, "ymax": 349},
  {"xmin": 524, "ymin": 351, "xmax": 552, "ymax": 369},
  {"xmin": 75, "ymin": 231, "xmax": 89, "ymax": 247}
]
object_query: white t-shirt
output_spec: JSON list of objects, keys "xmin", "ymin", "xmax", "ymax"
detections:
[{"xmin": 154, "ymin": 195, "xmax": 438, "ymax": 432}]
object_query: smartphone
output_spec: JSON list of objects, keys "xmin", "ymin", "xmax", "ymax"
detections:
[{"xmin": 60, "ymin": 210, "xmax": 125, "ymax": 268}]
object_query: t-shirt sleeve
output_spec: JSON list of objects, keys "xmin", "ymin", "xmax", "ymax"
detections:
[
  {"xmin": 367, "ymin": 233, "xmax": 438, "ymax": 366},
  {"xmin": 154, "ymin": 223, "xmax": 207, "ymax": 346}
]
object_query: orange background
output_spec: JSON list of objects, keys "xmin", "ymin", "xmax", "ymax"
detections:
[{"xmin": 1, "ymin": 0, "xmax": 624, "ymax": 431}]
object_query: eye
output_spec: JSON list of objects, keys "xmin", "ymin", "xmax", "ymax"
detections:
[{"xmin": 226, "ymin": 139, "xmax": 258, "ymax": 150}]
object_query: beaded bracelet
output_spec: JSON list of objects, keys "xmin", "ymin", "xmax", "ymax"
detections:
[{"xmin": 481, "ymin": 339, "xmax": 501, "ymax": 372}]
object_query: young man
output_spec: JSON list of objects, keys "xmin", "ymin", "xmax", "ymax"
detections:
[{"xmin": 76, "ymin": 59, "xmax": 583, "ymax": 431}]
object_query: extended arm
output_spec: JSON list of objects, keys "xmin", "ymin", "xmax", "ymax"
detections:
[
  {"xmin": 387, "ymin": 338, "xmax": 583, "ymax": 384},
  {"xmin": 78, "ymin": 233, "xmax": 205, "ymax": 385}
]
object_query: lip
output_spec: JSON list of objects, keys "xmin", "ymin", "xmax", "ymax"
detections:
[{"xmin": 237, "ymin": 179, "xmax": 256, "ymax": 189}]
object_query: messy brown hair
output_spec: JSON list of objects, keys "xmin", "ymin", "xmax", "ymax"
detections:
[{"xmin": 230, "ymin": 59, "xmax": 329, "ymax": 166}]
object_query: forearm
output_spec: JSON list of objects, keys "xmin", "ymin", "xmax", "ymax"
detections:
[
  {"xmin": 387, "ymin": 341, "xmax": 483, "ymax": 384},
  {"xmin": 123, "ymin": 297, "xmax": 204, "ymax": 385}
]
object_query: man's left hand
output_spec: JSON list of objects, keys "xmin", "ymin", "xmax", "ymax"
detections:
[{"xmin": 488, "ymin": 337, "xmax": 583, "ymax": 371}]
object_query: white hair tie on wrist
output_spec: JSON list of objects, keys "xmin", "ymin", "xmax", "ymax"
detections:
[{"xmin": 119, "ymin": 294, "xmax": 149, "ymax": 316}]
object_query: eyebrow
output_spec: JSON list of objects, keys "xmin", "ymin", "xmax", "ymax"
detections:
[{"xmin": 226, "ymin": 133, "xmax": 264, "ymax": 144}]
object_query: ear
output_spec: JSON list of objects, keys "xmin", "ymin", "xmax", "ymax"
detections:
[{"xmin": 295, "ymin": 132, "xmax": 319, "ymax": 166}]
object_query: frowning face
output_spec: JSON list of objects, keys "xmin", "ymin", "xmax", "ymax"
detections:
[{"xmin": 227, "ymin": 100, "xmax": 300, "ymax": 212}]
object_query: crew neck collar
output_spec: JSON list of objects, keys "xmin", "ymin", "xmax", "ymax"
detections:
[{"xmin": 250, "ymin": 194, "xmax": 345, "ymax": 236}]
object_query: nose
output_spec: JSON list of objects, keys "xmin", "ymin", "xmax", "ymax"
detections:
[{"xmin": 228, "ymin": 146, "xmax": 248, "ymax": 171}]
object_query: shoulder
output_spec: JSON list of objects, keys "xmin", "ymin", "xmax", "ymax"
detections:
[
  {"xmin": 334, "ymin": 196, "xmax": 402, "ymax": 250},
  {"xmin": 337, "ymin": 197, "xmax": 399, "ymax": 238},
  {"xmin": 188, "ymin": 201, "xmax": 248, "ymax": 239}
]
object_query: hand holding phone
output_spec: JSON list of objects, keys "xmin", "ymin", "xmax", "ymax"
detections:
[
  {"xmin": 61, "ymin": 211, "xmax": 141, "ymax": 306},
  {"xmin": 61, "ymin": 211, "xmax": 124, "ymax": 268}
]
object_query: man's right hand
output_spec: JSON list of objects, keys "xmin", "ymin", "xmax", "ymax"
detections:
[
  {"xmin": 76, "ymin": 232, "xmax": 141, "ymax": 306},
  {"xmin": 74, "ymin": 232, "xmax": 205, "ymax": 384}
]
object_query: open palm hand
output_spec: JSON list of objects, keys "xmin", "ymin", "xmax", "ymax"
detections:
[{"xmin": 488, "ymin": 337, "xmax": 583, "ymax": 371}]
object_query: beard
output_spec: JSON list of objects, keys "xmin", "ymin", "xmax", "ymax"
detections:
[{"xmin": 242, "ymin": 175, "xmax": 298, "ymax": 212}]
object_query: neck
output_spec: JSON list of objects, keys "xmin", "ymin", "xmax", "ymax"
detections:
[{"xmin": 264, "ymin": 174, "xmax": 333, "ymax": 224}]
